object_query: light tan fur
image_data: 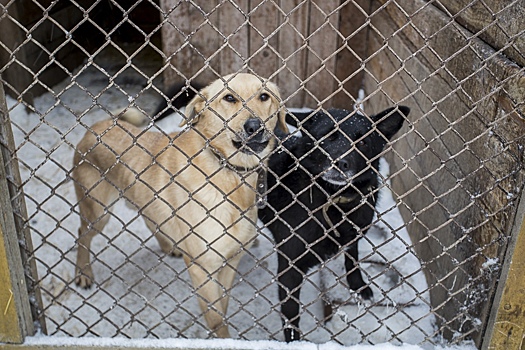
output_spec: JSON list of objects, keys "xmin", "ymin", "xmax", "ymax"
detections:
[{"xmin": 72, "ymin": 73, "xmax": 287, "ymax": 338}]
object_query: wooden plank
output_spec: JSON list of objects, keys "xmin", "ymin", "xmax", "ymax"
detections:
[
  {"xmin": 276, "ymin": 0, "xmax": 309, "ymax": 107},
  {"xmin": 304, "ymin": 0, "xmax": 340, "ymax": 108},
  {"xmin": 0, "ymin": 222, "xmax": 23, "ymax": 343},
  {"xmin": 363, "ymin": 0, "xmax": 525, "ymax": 345},
  {"xmin": 332, "ymin": 0, "xmax": 370, "ymax": 108},
  {"xmin": 217, "ymin": 0, "xmax": 249, "ymax": 76},
  {"xmin": 433, "ymin": 0, "xmax": 525, "ymax": 68},
  {"xmin": 484, "ymin": 196, "xmax": 525, "ymax": 350},
  {"xmin": 160, "ymin": 0, "xmax": 221, "ymax": 86},
  {"xmin": 0, "ymin": 83, "xmax": 34, "ymax": 343},
  {"xmin": 248, "ymin": 0, "xmax": 279, "ymax": 80}
]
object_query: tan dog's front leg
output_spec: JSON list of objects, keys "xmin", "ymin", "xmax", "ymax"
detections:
[
  {"xmin": 217, "ymin": 254, "xmax": 243, "ymax": 314},
  {"xmin": 185, "ymin": 257, "xmax": 231, "ymax": 338}
]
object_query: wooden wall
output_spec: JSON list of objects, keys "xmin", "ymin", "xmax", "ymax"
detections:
[
  {"xmin": 159, "ymin": 0, "xmax": 369, "ymax": 108},
  {"xmin": 359, "ymin": 0, "xmax": 524, "ymax": 346}
]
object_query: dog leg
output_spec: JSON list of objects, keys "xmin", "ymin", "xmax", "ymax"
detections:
[
  {"xmin": 277, "ymin": 255, "xmax": 304, "ymax": 342},
  {"xmin": 216, "ymin": 253, "xmax": 243, "ymax": 314},
  {"xmin": 74, "ymin": 187, "xmax": 116, "ymax": 288},
  {"xmin": 344, "ymin": 243, "xmax": 373, "ymax": 300},
  {"xmin": 75, "ymin": 215, "xmax": 110, "ymax": 288},
  {"xmin": 185, "ymin": 256, "xmax": 231, "ymax": 338}
]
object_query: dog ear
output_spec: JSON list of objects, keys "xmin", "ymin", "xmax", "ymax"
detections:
[
  {"xmin": 179, "ymin": 89, "xmax": 206, "ymax": 127},
  {"xmin": 286, "ymin": 110, "xmax": 315, "ymax": 129},
  {"xmin": 277, "ymin": 109, "xmax": 289, "ymax": 134},
  {"xmin": 372, "ymin": 106, "xmax": 409, "ymax": 140},
  {"xmin": 264, "ymin": 81, "xmax": 289, "ymax": 134}
]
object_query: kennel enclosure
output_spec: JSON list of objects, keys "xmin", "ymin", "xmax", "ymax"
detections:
[{"xmin": 1, "ymin": 0, "xmax": 525, "ymax": 349}]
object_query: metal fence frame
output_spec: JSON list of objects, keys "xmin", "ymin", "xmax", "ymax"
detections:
[{"xmin": 1, "ymin": 0, "xmax": 525, "ymax": 349}]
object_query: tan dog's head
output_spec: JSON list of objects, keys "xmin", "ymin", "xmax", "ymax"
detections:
[{"xmin": 183, "ymin": 73, "xmax": 287, "ymax": 169}]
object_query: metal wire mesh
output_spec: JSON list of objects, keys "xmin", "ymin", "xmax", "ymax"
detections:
[{"xmin": 1, "ymin": 0, "xmax": 524, "ymax": 347}]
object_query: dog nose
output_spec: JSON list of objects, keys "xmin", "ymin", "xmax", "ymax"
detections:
[
  {"xmin": 244, "ymin": 118, "xmax": 262, "ymax": 136},
  {"xmin": 336, "ymin": 159, "xmax": 350, "ymax": 171}
]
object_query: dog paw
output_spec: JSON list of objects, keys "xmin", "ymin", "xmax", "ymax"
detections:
[
  {"xmin": 359, "ymin": 286, "xmax": 374, "ymax": 301},
  {"xmin": 75, "ymin": 267, "xmax": 94, "ymax": 289},
  {"xmin": 75, "ymin": 274, "xmax": 94, "ymax": 289},
  {"xmin": 284, "ymin": 326, "xmax": 301, "ymax": 342},
  {"xmin": 170, "ymin": 249, "xmax": 183, "ymax": 258}
]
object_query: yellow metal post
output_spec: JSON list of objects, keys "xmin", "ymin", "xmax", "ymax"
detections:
[
  {"xmin": 485, "ymin": 196, "xmax": 525, "ymax": 349},
  {"xmin": 0, "ymin": 225, "xmax": 24, "ymax": 343},
  {"xmin": 0, "ymin": 82, "xmax": 34, "ymax": 343}
]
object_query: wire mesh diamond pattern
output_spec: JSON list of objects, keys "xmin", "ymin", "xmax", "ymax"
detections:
[{"xmin": 1, "ymin": 0, "xmax": 524, "ymax": 348}]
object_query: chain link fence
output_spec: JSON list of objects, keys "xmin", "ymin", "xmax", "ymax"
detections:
[{"xmin": 1, "ymin": 0, "xmax": 524, "ymax": 348}]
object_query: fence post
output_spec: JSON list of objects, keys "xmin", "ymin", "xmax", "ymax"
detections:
[
  {"xmin": 0, "ymin": 82, "xmax": 35, "ymax": 343},
  {"xmin": 483, "ymin": 189, "xmax": 525, "ymax": 349}
]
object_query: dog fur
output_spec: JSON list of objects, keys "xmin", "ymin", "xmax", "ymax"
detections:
[
  {"xmin": 72, "ymin": 73, "xmax": 287, "ymax": 338},
  {"xmin": 258, "ymin": 106, "xmax": 408, "ymax": 342}
]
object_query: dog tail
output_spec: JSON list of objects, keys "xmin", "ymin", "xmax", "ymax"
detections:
[
  {"xmin": 153, "ymin": 81, "xmax": 205, "ymax": 122},
  {"xmin": 114, "ymin": 107, "xmax": 149, "ymax": 126}
]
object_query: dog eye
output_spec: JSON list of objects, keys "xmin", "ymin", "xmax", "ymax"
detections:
[
  {"xmin": 223, "ymin": 94, "xmax": 237, "ymax": 103},
  {"xmin": 357, "ymin": 140, "xmax": 366, "ymax": 147},
  {"xmin": 259, "ymin": 93, "xmax": 270, "ymax": 102}
]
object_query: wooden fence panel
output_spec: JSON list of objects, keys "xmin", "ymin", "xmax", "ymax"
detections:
[
  {"xmin": 434, "ymin": 0, "xmax": 525, "ymax": 68},
  {"xmin": 160, "ymin": 1, "xmax": 221, "ymax": 85},
  {"xmin": 332, "ymin": 0, "xmax": 370, "ymax": 108},
  {"xmin": 248, "ymin": 0, "xmax": 280, "ymax": 80},
  {"xmin": 362, "ymin": 0, "xmax": 525, "ymax": 346},
  {"xmin": 303, "ymin": 0, "xmax": 340, "ymax": 107},
  {"xmin": 275, "ymin": 0, "xmax": 309, "ymax": 106},
  {"xmin": 217, "ymin": 0, "xmax": 249, "ymax": 77},
  {"xmin": 159, "ymin": 1, "xmax": 367, "ymax": 107}
]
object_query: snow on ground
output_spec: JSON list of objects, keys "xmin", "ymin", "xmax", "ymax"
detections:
[
  {"xmin": 23, "ymin": 334, "xmax": 477, "ymax": 350},
  {"xmin": 6, "ymin": 62, "xmax": 474, "ymax": 349},
  {"xmin": 26, "ymin": 336, "xmax": 462, "ymax": 350}
]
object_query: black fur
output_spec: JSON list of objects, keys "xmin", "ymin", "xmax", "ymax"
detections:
[
  {"xmin": 258, "ymin": 106, "xmax": 408, "ymax": 342},
  {"xmin": 153, "ymin": 81, "xmax": 206, "ymax": 120}
]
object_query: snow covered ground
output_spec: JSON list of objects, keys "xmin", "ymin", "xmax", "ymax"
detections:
[
  {"xmin": 23, "ymin": 334, "xmax": 476, "ymax": 350},
  {"xmin": 5, "ymin": 63, "xmax": 475, "ymax": 349}
]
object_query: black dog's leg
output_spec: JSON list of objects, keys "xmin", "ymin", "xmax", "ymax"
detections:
[
  {"xmin": 344, "ymin": 242, "xmax": 373, "ymax": 300},
  {"xmin": 277, "ymin": 256, "xmax": 304, "ymax": 342}
]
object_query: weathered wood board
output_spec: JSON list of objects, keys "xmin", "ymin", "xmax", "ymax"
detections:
[
  {"xmin": 434, "ymin": 0, "xmax": 525, "ymax": 68},
  {"xmin": 159, "ymin": 0, "xmax": 366, "ymax": 107},
  {"xmin": 361, "ymin": 0, "xmax": 525, "ymax": 345}
]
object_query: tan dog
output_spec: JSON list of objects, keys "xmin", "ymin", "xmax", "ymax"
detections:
[{"xmin": 72, "ymin": 73, "xmax": 287, "ymax": 338}]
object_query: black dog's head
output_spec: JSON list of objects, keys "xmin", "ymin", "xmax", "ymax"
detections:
[{"xmin": 288, "ymin": 106, "xmax": 409, "ymax": 188}]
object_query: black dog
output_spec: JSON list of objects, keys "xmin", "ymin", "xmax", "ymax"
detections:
[{"xmin": 258, "ymin": 106, "xmax": 408, "ymax": 342}]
